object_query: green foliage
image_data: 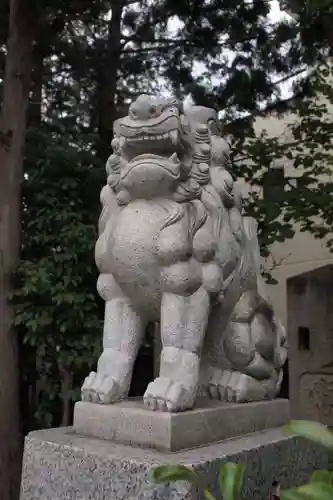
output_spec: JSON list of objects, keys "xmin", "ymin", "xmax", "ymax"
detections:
[
  {"xmin": 151, "ymin": 462, "xmax": 243, "ymax": 500},
  {"xmin": 219, "ymin": 463, "xmax": 245, "ymax": 500},
  {"xmin": 281, "ymin": 482, "xmax": 333, "ymax": 500},
  {"xmin": 152, "ymin": 420, "xmax": 333, "ymax": 500},
  {"xmin": 152, "ymin": 465, "xmax": 205, "ymax": 489},
  {"xmin": 283, "ymin": 66, "xmax": 333, "ymax": 251},
  {"xmin": 232, "ymin": 63, "xmax": 333, "ymax": 268},
  {"xmin": 284, "ymin": 420, "xmax": 333, "ymax": 449},
  {"xmin": 279, "ymin": 421, "xmax": 333, "ymax": 500},
  {"xmin": 311, "ymin": 470, "xmax": 333, "ymax": 484},
  {"xmin": 12, "ymin": 126, "xmax": 104, "ymax": 430}
]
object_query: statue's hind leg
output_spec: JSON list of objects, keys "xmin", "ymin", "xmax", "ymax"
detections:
[
  {"xmin": 207, "ymin": 291, "xmax": 286, "ymax": 402},
  {"xmin": 144, "ymin": 262, "xmax": 210, "ymax": 412},
  {"xmin": 81, "ymin": 273, "xmax": 146, "ymax": 404}
]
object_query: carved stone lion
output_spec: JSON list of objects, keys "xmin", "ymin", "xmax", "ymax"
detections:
[{"xmin": 81, "ymin": 94, "xmax": 287, "ymax": 412}]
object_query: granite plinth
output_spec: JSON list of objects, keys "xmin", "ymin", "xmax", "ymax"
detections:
[
  {"xmin": 73, "ymin": 398, "xmax": 289, "ymax": 452},
  {"xmin": 20, "ymin": 425, "xmax": 328, "ymax": 500}
]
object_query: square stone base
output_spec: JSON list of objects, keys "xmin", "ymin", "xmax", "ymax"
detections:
[
  {"xmin": 73, "ymin": 398, "xmax": 290, "ymax": 452},
  {"xmin": 20, "ymin": 426, "xmax": 328, "ymax": 500}
]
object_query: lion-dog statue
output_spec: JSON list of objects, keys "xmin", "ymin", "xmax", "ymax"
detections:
[{"xmin": 81, "ymin": 95, "xmax": 287, "ymax": 412}]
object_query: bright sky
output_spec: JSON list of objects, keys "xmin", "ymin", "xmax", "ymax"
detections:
[
  {"xmin": 182, "ymin": 0, "xmax": 304, "ymax": 109},
  {"xmin": 116, "ymin": 0, "xmax": 303, "ymax": 109},
  {"xmin": 268, "ymin": 0, "xmax": 304, "ymax": 99},
  {"xmin": 166, "ymin": 0, "xmax": 302, "ymax": 106},
  {"xmin": 269, "ymin": 0, "xmax": 290, "ymax": 21}
]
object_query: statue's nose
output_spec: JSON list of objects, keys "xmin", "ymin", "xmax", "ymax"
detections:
[{"xmin": 129, "ymin": 95, "xmax": 157, "ymax": 120}]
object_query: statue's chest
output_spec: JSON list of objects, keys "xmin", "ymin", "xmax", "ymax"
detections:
[
  {"xmin": 108, "ymin": 200, "xmax": 174, "ymax": 301},
  {"xmin": 112, "ymin": 202, "xmax": 163, "ymax": 261}
]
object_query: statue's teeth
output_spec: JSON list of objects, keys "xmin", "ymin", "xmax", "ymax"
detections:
[
  {"xmin": 169, "ymin": 153, "xmax": 179, "ymax": 163},
  {"xmin": 169, "ymin": 130, "xmax": 178, "ymax": 145}
]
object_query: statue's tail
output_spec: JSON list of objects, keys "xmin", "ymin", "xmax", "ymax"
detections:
[
  {"xmin": 243, "ymin": 216, "xmax": 287, "ymax": 374},
  {"xmin": 242, "ymin": 217, "xmax": 268, "ymax": 300}
]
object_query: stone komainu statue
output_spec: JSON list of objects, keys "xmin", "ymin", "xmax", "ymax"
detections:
[{"xmin": 81, "ymin": 95, "xmax": 287, "ymax": 412}]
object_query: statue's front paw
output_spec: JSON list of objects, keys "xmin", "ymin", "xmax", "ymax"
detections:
[
  {"xmin": 143, "ymin": 377, "xmax": 195, "ymax": 412},
  {"xmin": 81, "ymin": 371, "xmax": 124, "ymax": 404},
  {"xmin": 208, "ymin": 369, "xmax": 270, "ymax": 403}
]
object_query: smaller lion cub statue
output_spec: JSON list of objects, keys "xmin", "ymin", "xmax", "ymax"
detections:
[{"xmin": 81, "ymin": 95, "xmax": 287, "ymax": 412}]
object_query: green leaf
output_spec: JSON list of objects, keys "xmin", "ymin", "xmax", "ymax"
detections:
[
  {"xmin": 151, "ymin": 465, "xmax": 203, "ymax": 488},
  {"xmin": 305, "ymin": 0, "xmax": 333, "ymax": 13},
  {"xmin": 219, "ymin": 462, "xmax": 245, "ymax": 500},
  {"xmin": 311, "ymin": 470, "xmax": 333, "ymax": 484},
  {"xmin": 281, "ymin": 482, "xmax": 333, "ymax": 500},
  {"xmin": 203, "ymin": 489, "xmax": 217, "ymax": 500},
  {"xmin": 284, "ymin": 420, "xmax": 333, "ymax": 450}
]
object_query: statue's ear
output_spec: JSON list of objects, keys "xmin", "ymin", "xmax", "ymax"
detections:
[
  {"xmin": 175, "ymin": 100, "xmax": 183, "ymax": 113},
  {"xmin": 164, "ymin": 97, "xmax": 182, "ymax": 113},
  {"xmin": 208, "ymin": 118, "xmax": 220, "ymax": 136},
  {"xmin": 113, "ymin": 118, "xmax": 121, "ymax": 136}
]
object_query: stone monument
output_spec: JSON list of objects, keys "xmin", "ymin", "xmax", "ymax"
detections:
[
  {"xmin": 20, "ymin": 96, "xmax": 328, "ymax": 500},
  {"xmin": 287, "ymin": 265, "xmax": 333, "ymax": 424}
]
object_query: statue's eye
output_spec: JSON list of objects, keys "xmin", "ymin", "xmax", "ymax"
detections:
[
  {"xmin": 131, "ymin": 108, "xmax": 137, "ymax": 117},
  {"xmin": 166, "ymin": 106, "xmax": 177, "ymax": 113},
  {"xmin": 149, "ymin": 105, "xmax": 157, "ymax": 115}
]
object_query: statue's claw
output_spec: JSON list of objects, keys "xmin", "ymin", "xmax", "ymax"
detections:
[
  {"xmin": 81, "ymin": 371, "xmax": 124, "ymax": 404},
  {"xmin": 143, "ymin": 377, "xmax": 195, "ymax": 412},
  {"xmin": 208, "ymin": 369, "xmax": 271, "ymax": 403}
]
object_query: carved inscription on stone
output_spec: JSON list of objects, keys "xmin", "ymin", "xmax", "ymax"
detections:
[{"xmin": 300, "ymin": 373, "xmax": 333, "ymax": 424}]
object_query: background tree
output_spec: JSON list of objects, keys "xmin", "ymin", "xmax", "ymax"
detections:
[
  {"xmin": 280, "ymin": 0, "xmax": 333, "ymax": 55},
  {"xmin": 0, "ymin": 0, "xmax": 38, "ymax": 497}
]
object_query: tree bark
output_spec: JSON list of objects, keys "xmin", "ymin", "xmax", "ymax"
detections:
[
  {"xmin": 96, "ymin": 1, "xmax": 123, "ymax": 161},
  {"xmin": 28, "ymin": 42, "xmax": 43, "ymax": 128},
  {"xmin": 60, "ymin": 366, "xmax": 73, "ymax": 427},
  {"xmin": 0, "ymin": 0, "xmax": 37, "ymax": 498}
]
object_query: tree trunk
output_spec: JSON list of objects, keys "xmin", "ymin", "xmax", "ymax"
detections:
[
  {"xmin": 60, "ymin": 367, "xmax": 73, "ymax": 427},
  {"xmin": 322, "ymin": 15, "xmax": 333, "ymax": 56},
  {"xmin": 28, "ymin": 42, "xmax": 43, "ymax": 128},
  {"xmin": 0, "ymin": 0, "xmax": 37, "ymax": 498},
  {"xmin": 96, "ymin": 1, "xmax": 123, "ymax": 161}
]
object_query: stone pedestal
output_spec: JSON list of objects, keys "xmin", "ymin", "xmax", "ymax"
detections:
[
  {"xmin": 73, "ymin": 398, "xmax": 290, "ymax": 452},
  {"xmin": 21, "ymin": 425, "xmax": 328, "ymax": 500},
  {"xmin": 20, "ymin": 399, "xmax": 329, "ymax": 500}
]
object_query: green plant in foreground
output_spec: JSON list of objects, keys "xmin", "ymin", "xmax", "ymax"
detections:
[{"xmin": 151, "ymin": 420, "xmax": 333, "ymax": 500}]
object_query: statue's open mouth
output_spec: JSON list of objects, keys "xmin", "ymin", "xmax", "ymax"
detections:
[
  {"xmin": 123, "ymin": 130, "xmax": 179, "ymax": 145},
  {"xmin": 121, "ymin": 153, "xmax": 180, "ymax": 180},
  {"xmin": 119, "ymin": 128, "xmax": 187, "ymax": 162}
]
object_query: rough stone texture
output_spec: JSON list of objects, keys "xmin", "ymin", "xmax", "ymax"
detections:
[
  {"xmin": 20, "ymin": 426, "xmax": 328, "ymax": 500},
  {"xmin": 81, "ymin": 94, "xmax": 287, "ymax": 413},
  {"xmin": 73, "ymin": 398, "xmax": 290, "ymax": 452},
  {"xmin": 287, "ymin": 265, "xmax": 333, "ymax": 422}
]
